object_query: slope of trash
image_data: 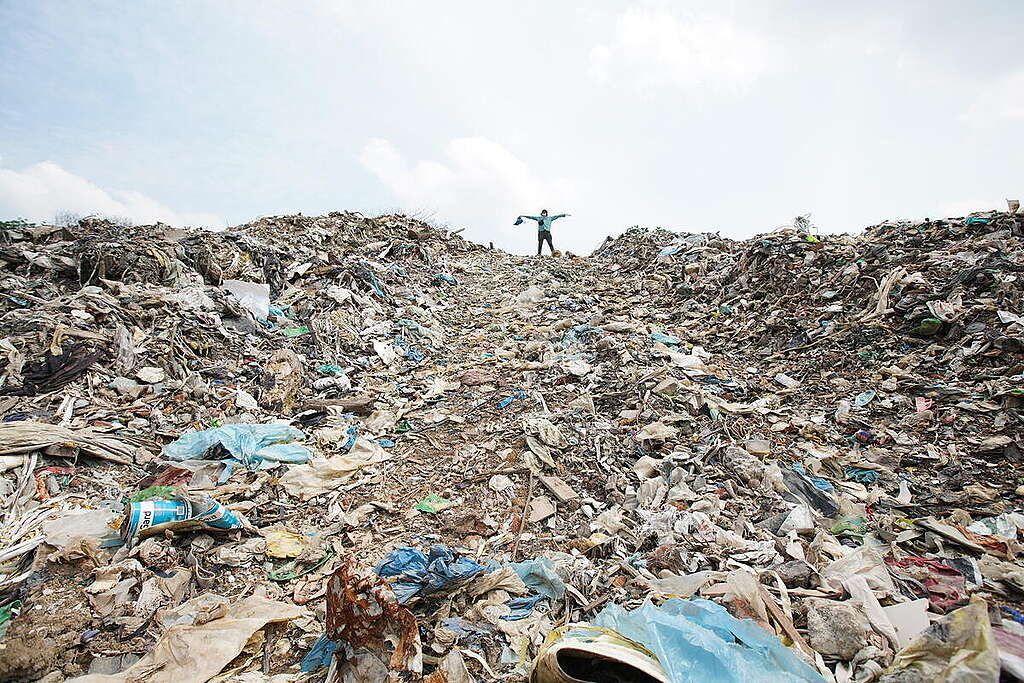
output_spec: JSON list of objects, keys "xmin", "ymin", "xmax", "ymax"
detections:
[{"xmin": 1, "ymin": 209, "xmax": 1024, "ymax": 682}]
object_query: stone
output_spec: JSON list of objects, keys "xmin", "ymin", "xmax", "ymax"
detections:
[
  {"xmin": 806, "ymin": 599, "xmax": 869, "ymax": 660},
  {"xmin": 773, "ymin": 559, "xmax": 814, "ymax": 588}
]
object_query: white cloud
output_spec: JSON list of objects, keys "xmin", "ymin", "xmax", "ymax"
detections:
[
  {"xmin": 589, "ymin": 8, "xmax": 773, "ymax": 92},
  {"xmin": 0, "ymin": 159, "xmax": 224, "ymax": 227},
  {"xmin": 964, "ymin": 68, "xmax": 1024, "ymax": 125},
  {"xmin": 359, "ymin": 137, "xmax": 579, "ymax": 251}
]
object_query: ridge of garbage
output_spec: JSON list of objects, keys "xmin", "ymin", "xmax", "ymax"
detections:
[{"xmin": 2, "ymin": 208, "xmax": 1024, "ymax": 682}]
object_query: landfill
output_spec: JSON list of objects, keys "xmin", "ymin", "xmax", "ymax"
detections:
[{"xmin": 2, "ymin": 207, "xmax": 1024, "ymax": 681}]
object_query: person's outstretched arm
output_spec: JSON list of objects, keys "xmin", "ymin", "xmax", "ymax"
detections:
[
  {"xmin": 551, "ymin": 213, "xmax": 570, "ymax": 220},
  {"xmin": 520, "ymin": 215, "xmax": 541, "ymax": 221}
]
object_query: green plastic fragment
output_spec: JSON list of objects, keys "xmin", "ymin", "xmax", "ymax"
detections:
[
  {"xmin": 911, "ymin": 318, "xmax": 943, "ymax": 336},
  {"xmin": 129, "ymin": 486, "xmax": 179, "ymax": 503},
  {"xmin": 268, "ymin": 549, "xmax": 334, "ymax": 582},
  {"xmin": 0, "ymin": 600, "xmax": 22, "ymax": 638},
  {"xmin": 415, "ymin": 494, "xmax": 456, "ymax": 513},
  {"xmin": 282, "ymin": 326, "xmax": 310, "ymax": 337},
  {"xmin": 830, "ymin": 516, "xmax": 867, "ymax": 537}
]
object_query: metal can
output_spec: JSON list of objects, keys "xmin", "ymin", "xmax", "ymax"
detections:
[
  {"xmin": 122, "ymin": 499, "xmax": 190, "ymax": 540},
  {"xmin": 190, "ymin": 498, "xmax": 241, "ymax": 529}
]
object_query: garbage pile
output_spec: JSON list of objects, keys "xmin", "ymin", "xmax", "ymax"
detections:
[{"xmin": 2, "ymin": 208, "xmax": 1024, "ymax": 682}]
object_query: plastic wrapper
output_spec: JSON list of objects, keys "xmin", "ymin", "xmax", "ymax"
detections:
[
  {"xmin": 279, "ymin": 437, "xmax": 390, "ymax": 500},
  {"xmin": 162, "ymin": 423, "xmax": 312, "ymax": 469},
  {"xmin": 966, "ymin": 513, "xmax": 1023, "ymax": 540},
  {"xmin": 820, "ymin": 545, "xmax": 896, "ymax": 597},
  {"xmin": 880, "ymin": 597, "xmax": 999, "ymax": 682},
  {"xmin": 510, "ymin": 557, "xmax": 566, "ymax": 600},
  {"xmin": 222, "ymin": 279, "xmax": 270, "ymax": 320},
  {"xmin": 376, "ymin": 545, "xmax": 488, "ymax": 603}
]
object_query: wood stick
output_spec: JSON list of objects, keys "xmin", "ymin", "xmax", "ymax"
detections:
[{"xmin": 510, "ymin": 470, "xmax": 535, "ymax": 561}]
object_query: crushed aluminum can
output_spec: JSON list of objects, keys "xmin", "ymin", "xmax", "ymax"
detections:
[
  {"xmin": 190, "ymin": 498, "xmax": 242, "ymax": 529},
  {"xmin": 122, "ymin": 499, "xmax": 190, "ymax": 541}
]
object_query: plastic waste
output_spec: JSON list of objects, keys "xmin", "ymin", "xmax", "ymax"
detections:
[
  {"xmin": 433, "ymin": 273, "xmax": 458, "ymax": 285},
  {"xmin": 966, "ymin": 513, "xmax": 1022, "ymax": 540},
  {"xmin": 635, "ymin": 421, "xmax": 679, "ymax": 442},
  {"xmin": 845, "ymin": 466, "xmax": 880, "ymax": 483},
  {"xmin": 415, "ymin": 494, "xmax": 456, "ymax": 513},
  {"xmin": 300, "ymin": 633, "xmax": 339, "ymax": 672},
  {"xmin": 650, "ymin": 332, "xmax": 682, "ymax": 345},
  {"xmin": 393, "ymin": 336, "xmax": 426, "ymax": 363},
  {"xmin": 498, "ymin": 390, "xmax": 527, "ymax": 408},
  {"xmin": 830, "ymin": 515, "xmax": 867, "ymax": 538},
  {"xmin": 501, "ymin": 594, "xmax": 547, "ymax": 621},
  {"xmin": 510, "ymin": 557, "xmax": 566, "ymax": 600},
  {"xmin": 591, "ymin": 598, "xmax": 826, "ymax": 683},
  {"xmin": 854, "ymin": 428, "xmax": 874, "ymax": 443},
  {"xmin": 910, "ymin": 317, "xmax": 943, "ymax": 336},
  {"xmin": 222, "ymin": 279, "xmax": 270, "ymax": 320},
  {"xmin": 885, "ymin": 555, "xmax": 967, "ymax": 613},
  {"xmin": 162, "ymin": 423, "xmax": 312, "ymax": 469},
  {"xmin": 820, "ymin": 545, "xmax": 897, "ymax": 597},
  {"xmin": 993, "ymin": 627, "xmax": 1024, "ymax": 680},
  {"xmin": 262, "ymin": 528, "xmax": 307, "ymax": 558},
  {"xmin": 376, "ymin": 545, "xmax": 488, "ymax": 603},
  {"xmin": 515, "ymin": 284, "xmax": 545, "ymax": 309},
  {"xmin": 778, "ymin": 505, "xmax": 815, "ymax": 535},
  {"xmin": 279, "ymin": 437, "xmax": 390, "ymax": 500},
  {"xmin": 0, "ymin": 600, "xmax": 20, "ymax": 639},
  {"xmin": 854, "ymin": 389, "xmax": 876, "ymax": 407},
  {"xmin": 880, "ymin": 597, "xmax": 998, "ymax": 682},
  {"xmin": 41, "ymin": 508, "xmax": 120, "ymax": 549},
  {"xmin": 791, "ymin": 463, "xmax": 834, "ymax": 491},
  {"xmin": 782, "ymin": 468, "xmax": 838, "ymax": 516}
]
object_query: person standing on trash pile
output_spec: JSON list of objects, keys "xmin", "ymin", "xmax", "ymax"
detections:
[{"xmin": 515, "ymin": 209, "xmax": 569, "ymax": 255}]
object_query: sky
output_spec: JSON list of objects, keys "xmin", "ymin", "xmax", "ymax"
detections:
[{"xmin": 1, "ymin": 1, "xmax": 1021, "ymax": 254}]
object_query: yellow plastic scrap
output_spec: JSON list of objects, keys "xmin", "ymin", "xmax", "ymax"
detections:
[
  {"xmin": 880, "ymin": 596, "xmax": 999, "ymax": 683},
  {"xmin": 263, "ymin": 529, "xmax": 306, "ymax": 559}
]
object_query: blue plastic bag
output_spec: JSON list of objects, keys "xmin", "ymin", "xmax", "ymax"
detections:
[
  {"xmin": 301, "ymin": 633, "xmax": 339, "ymax": 672},
  {"xmin": 593, "ymin": 599, "xmax": 825, "ymax": 683},
  {"xmin": 845, "ymin": 466, "xmax": 880, "ymax": 483},
  {"xmin": 498, "ymin": 391, "xmax": 527, "ymax": 409},
  {"xmin": 651, "ymin": 332, "xmax": 682, "ymax": 345},
  {"xmin": 791, "ymin": 463, "xmax": 834, "ymax": 491},
  {"xmin": 393, "ymin": 336, "xmax": 426, "ymax": 363},
  {"xmin": 377, "ymin": 545, "xmax": 488, "ymax": 603},
  {"xmin": 340, "ymin": 425, "xmax": 358, "ymax": 452},
  {"xmin": 162, "ymin": 424, "xmax": 312, "ymax": 469},
  {"xmin": 501, "ymin": 594, "xmax": 547, "ymax": 621},
  {"xmin": 509, "ymin": 557, "xmax": 565, "ymax": 599},
  {"xmin": 433, "ymin": 273, "xmax": 458, "ymax": 286}
]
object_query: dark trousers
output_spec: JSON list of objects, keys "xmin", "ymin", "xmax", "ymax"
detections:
[{"xmin": 537, "ymin": 231, "xmax": 553, "ymax": 255}]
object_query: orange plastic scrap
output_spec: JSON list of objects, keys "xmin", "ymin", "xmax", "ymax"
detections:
[
  {"xmin": 326, "ymin": 559, "xmax": 422, "ymax": 676},
  {"xmin": 956, "ymin": 525, "xmax": 1009, "ymax": 556}
]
